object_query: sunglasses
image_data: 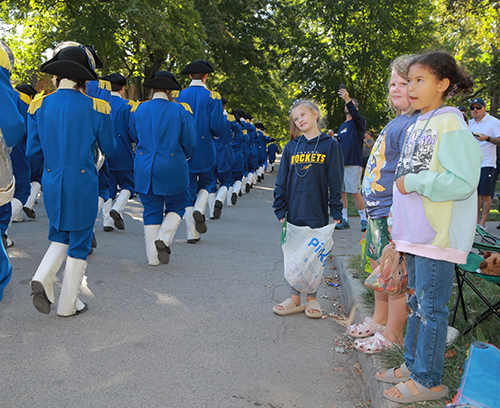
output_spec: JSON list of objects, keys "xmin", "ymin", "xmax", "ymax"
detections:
[{"xmin": 470, "ymin": 105, "xmax": 484, "ymax": 111}]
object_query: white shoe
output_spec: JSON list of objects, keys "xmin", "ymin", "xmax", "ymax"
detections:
[
  {"xmin": 23, "ymin": 181, "xmax": 41, "ymax": 219},
  {"xmin": 102, "ymin": 198, "xmax": 114, "ymax": 231},
  {"xmin": 110, "ymin": 189, "xmax": 131, "ymax": 230},
  {"xmin": 207, "ymin": 192, "xmax": 216, "ymax": 219},
  {"xmin": 214, "ymin": 186, "xmax": 227, "ymax": 219}
]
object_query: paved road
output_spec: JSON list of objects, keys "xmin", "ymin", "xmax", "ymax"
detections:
[{"xmin": 1, "ymin": 165, "xmax": 370, "ymax": 408}]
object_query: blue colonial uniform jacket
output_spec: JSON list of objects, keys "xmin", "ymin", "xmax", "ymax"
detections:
[
  {"xmin": 243, "ymin": 121, "xmax": 258, "ymax": 170},
  {"xmin": 26, "ymin": 85, "xmax": 116, "ymax": 231},
  {"xmin": 0, "ymin": 51, "xmax": 24, "ymax": 147},
  {"xmin": 107, "ymin": 94, "xmax": 135, "ymax": 171},
  {"xmin": 129, "ymin": 96, "xmax": 196, "ymax": 196},
  {"xmin": 174, "ymin": 82, "xmax": 225, "ymax": 174},
  {"xmin": 215, "ymin": 114, "xmax": 236, "ymax": 173},
  {"xmin": 12, "ymin": 92, "xmax": 31, "ymax": 193},
  {"xmin": 230, "ymin": 121, "xmax": 247, "ymax": 173}
]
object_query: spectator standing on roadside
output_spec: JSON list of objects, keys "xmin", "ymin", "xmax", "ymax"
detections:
[
  {"xmin": 468, "ymin": 97, "xmax": 500, "ymax": 230},
  {"xmin": 336, "ymin": 88, "xmax": 368, "ymax": 231},
  {"xmin": 362, "ymin": 131, "xmax": 374, "ymax": 169}
]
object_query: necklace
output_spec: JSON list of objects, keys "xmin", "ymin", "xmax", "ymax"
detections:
[
  {"xmin": 397, "ymin": 104, "xmax": 444, "ymax": 178},
  {"xmin": 293, "ymin": 134, "xmax": 321, "ymax": 178}
]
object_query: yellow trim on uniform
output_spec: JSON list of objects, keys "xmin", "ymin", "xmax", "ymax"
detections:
[
  {"xmin": 180, "ymin": 102, "xmax": 193, "ymax": 114},
  {"xmin": 131, "ymin": 101, "xmax": 144, "ymax": 113},
  {"xmin": 171, "ymin": 90, "xmax": 180, "ymax": 98},
  {"xmin": 17, "ymin": 91, "xmax": 31, "ymax": 105},
  {"xmin": 92, "ymin": 98, "xmax": 111, "ymax": 114},
  {"xmin": 243, "ymin": 130, "xmax": 247, "ymax": 135},
  {"xmin": 210, "ymin": 90, "xmax": 221, "ymax": 100},
  {"xmin": 0, "ymin": 48, "xmax": 11, "ymax": 72},
  {"xmin": 227, "ymin": 114, "xmax": 235, "ymax": 122},
  {"xmin": 28, "ymin": 94, "xmax": 47, "ymax": 114},
  {"xmin": 99, "ymin": 79, "xmax": 112, "ymax": 91}
]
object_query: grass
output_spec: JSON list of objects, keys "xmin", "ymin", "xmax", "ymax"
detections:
[{"xmin": 350, "ymin": 254, "xmax": 500, "ymax": 407}]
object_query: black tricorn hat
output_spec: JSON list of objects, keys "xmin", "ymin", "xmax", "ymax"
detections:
[
  {"xmin": 180, "ymin": 59, "xmax": 214, "ymax": 75},
  {"xmin": 243, "ymin": 112, "xmax": 253, "ymax": 120},
  {"xmin": 85, "ymin": 45, "xmax": 103, "ymax": 69},
  {"xmin": 254, "ymin": 121, "xmax": 266, "ymax": 130},
  {"xmin": 232, "ymin": 109, "xmax": 245, "ymax": 117},
  {"xmin": 16, "ymin": 84, "xmax": 37, "ymax": 96},
  {"xmin": 101, "ymin": 73, "xmax": 127, "ymax": 86},
  {"xmin": 221, "ymin": 97, "xmax": 228, "ymax": 105},
  {"xmin": 143, "ymin": 70, "xmax": 181, "ymax": 90},
  {"xmin": 41, "ymin": 45, "xmax": 98, "ymax": 81}
]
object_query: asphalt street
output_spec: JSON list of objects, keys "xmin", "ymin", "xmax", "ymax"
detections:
[{"xmin": 0, "ymin": 163, "xmax": 373, "ymax": 408}]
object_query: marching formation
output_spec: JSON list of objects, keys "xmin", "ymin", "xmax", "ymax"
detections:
[{"xmin": 0, "ymin": 40, "xmax": 277, "ymax": 317}]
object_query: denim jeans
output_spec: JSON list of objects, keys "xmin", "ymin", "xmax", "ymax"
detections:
[{"xmin": 404, "ymin": 254, "xmax": 454, "ymax": 388}]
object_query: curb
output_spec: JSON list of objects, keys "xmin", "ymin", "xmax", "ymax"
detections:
[{"xmin": 334, "ymin": 255, "xmax": 398, "ymax": 408}]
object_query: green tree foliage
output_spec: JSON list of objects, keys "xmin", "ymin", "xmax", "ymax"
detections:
[
  {"xmin": 274, "ymin": 0, "xmax": 436, "ymax": 133},
  {"xmin": 435, "ymin": 0, "xmax": 500, "ymax": 116}
]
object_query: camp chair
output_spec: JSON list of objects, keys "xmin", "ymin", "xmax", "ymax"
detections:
[
  {"xmin": 476, "ymin": 224, "xmax": 500, "ymax": 246},
  {"xmin": 450, "ymin": 239, "xmax": 500, "ymax": 335}
]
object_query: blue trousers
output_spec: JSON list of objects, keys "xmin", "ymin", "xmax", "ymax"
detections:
[
  {"xmin": 48, "ymin": 224, "xmax": 93, "ymax": 260},
  {"xmin": 187, "ymin": 170, "xmax": 213, "ymax": 206},
  {"xmin": 109, "ymin": 170, "xmax": 135, "ymax": 199},
  {"xmin": 140, "ymin": 190, "xmax": 188, "ymax": 225},
  {"xmin": 0, "ymin": 240, "xmax": 12, "ymax": 302}
]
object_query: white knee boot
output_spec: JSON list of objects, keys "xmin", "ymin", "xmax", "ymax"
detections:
[
  {"xmin": 102, "ymin": 198, "xmax": 114, "ymax": 231},
  {"xmin": 207, "ymin": 192, "xmax": 216, "ymax": 219},
  {"xmin": 185, "ymin": 206, "xmax": 200, "ymax": 244},
  {"xmin": 11, "ymin": 197, "xmax": 24, "ymax": 222},
  {"xmin": 144, "ymin": 224, "xmax": 161, "ymax": 266},
  {"xmin": 31, "ymin": 242, "xmax": 69, "ymax": 314},
  {"xmin": 110, "ymin": 189, "xmax": 131, "ymax": 230},
  {"xmin": 57, "ymin": 257, "xmax": 88, "ymax": 317},
  {"xmin": 214, "ymin": 186, "xmax": 227, "ymax": 219},
  {"xmin": 23, "ymin": 181, "xmax": 41, "ymax": 219},
  {"xmin": 155, "ymin": 212, "xmax": 182, "ymax": 264},
  {"xmin": 226, "ymin": 186, "xmax": 234, "ymax": 207},
  {"xmin": 193, "ymin": 189, "xmax": 209, "ymax": 233}
]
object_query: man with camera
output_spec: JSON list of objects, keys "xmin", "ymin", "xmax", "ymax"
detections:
[{"xmin": 469, "ymin": 97, "xmax": 500, "ymax": 230}]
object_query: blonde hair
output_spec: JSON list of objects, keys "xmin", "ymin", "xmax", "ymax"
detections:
[
  {"xmin": 387, "ymin": 55, "xmax": 416, "ymax": 116},
  {"xmin": 289, "ymin": 99, "xmax": 325, "ymax": 140}
]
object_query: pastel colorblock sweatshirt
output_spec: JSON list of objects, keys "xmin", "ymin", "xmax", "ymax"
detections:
[{"xmin": 392, "ymin": 107, "xmax": 483, "ymax": 264}]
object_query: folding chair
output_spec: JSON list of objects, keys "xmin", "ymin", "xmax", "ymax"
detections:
[
  {"xmin": 450, "ymin": 239, "xmax": 500, "ymax": 335},
  {"xmin": 476, "ymin": 224, "xmax": 500, "ymax": 246}
]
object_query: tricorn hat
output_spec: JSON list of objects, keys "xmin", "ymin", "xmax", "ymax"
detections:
[
  {"xmin": 16, "ymin": 84, "xmax": 37, "ymax": 96},
  {"xmin": 221, "ymin": 97, "xmax": 228, "ymax": 105},
  {"xmin": 143, "ymin": 70, "xmax": 181, "ymax": 90},
  {"xmin": 254, "ymin": 121, "xmax": 265, "ymax": 130},
  {"xmin": 41, "ymin": 45, "xmax": 98, "ymax": 81},
  {"xmin": 85, "ymin": 45, "xmax": 103, "ymax": 69},
  {"xmin": 243, "ymin": 112, "xmax": 253, "ymax": 120},
  {"xmin": 181, "ymin": 59, "xmax": 214, "ymax": 75},
  {"xmin": 101, "ymin": 73, "xmax": 127, "ymax": 86}
]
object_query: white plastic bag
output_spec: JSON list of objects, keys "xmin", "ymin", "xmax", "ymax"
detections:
[{"xmin": 282, "ymin": 222, "xmax": 336, "ymax": 293}]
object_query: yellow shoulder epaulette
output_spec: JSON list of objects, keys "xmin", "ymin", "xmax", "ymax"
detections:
[
  {"xmin": 28, "ymin": 93, "xmax": 47, "ymax": 114},
  {"xmin": 227, "ymin": 114, "xmax": 235, "ymax": 122},
  {"xmin": 243, "ymin": 130, "xmax": 247, "ymax": 135},
  {"xmin": 99, "ymin": 79, "xmax": 111, "ymax": 91},
  {"xmin": 171, "ymin": 90, "xmax": 180, "ymax": 99},
  {"xmin": 180, "ymin": 102, "xmax": 193, "ymax": 114},
  {"xmin": 127, "ymin": 100, "xmax": 137, "ymax": 107},
  {"xmin": 131, "ymin": 101, "xmax": 144, "ymax": 113},
  {"xmin": 0, "ymin": 48, "xmax": 11, "ymax": 72},
  {"xmin": 264, "ymin": 132, "xmax": 269, "ymax": 137},
  {"xmin": 92, "ymin": 98, "xmax": 111, "ymax": 114},
  {"xmin": 210, "ymin": 91, "xmax": 221, "ymax": 100},
  {"xmin": 17, "ymin": 90, "xmax": 31, "ymax": 105}
]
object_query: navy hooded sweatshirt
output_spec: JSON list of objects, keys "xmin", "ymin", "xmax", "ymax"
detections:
[{"xmin": 273, "ymin": 132, "xmax": 344, "ymax": 228}]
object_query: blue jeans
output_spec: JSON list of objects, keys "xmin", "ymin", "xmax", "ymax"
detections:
[{"xmin": 404, "ymin": 254, "xmax": 454, "ymax": 388}]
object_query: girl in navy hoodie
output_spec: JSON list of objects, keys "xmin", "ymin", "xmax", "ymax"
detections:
[{"xmin": 273, "ymin": 99, "xmax": 343, "ymax": 318}]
